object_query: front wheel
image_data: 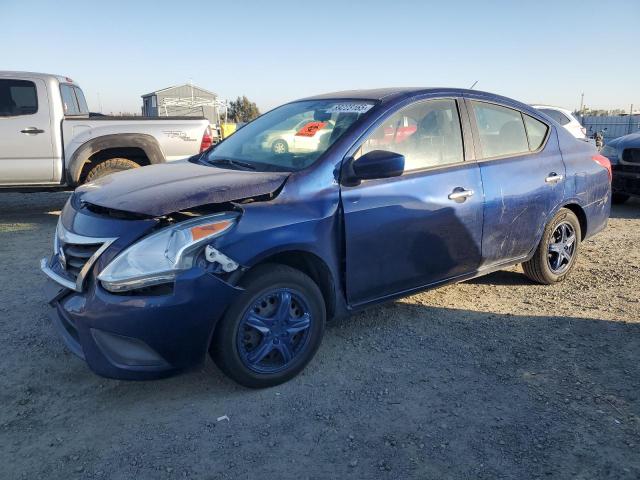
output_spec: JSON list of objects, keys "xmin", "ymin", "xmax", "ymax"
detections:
[
  {"xmin": 271, "ymin": 139, "xmax": 288, "ymax": 155},
  {"xmin": 522, "ymin": 208, "xmax": 581, "ymax": 285},
  {"xmin": 210, "ymin": 264, "xmax": 325, "ymax": 388}
]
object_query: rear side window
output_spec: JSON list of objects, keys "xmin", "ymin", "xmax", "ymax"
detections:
[
  {"xmin": 60, "ymin": 84, "xmax": 88, "ymax": 115},
  {"xmin": 73, "ymin": 86, "xmax": 89, "ymax": 114},
  {"xmin": 539, "ymin": 108, "xmax": 570, "ymax": 126},
  {"xmin": 0, "ymin": 79, "xmax": 38, "ymax": 117},
  {"xmin": 358, "ymin": 98, "xmax": 464, "ymax": 172},
  {"xmin": 472, "ymin": 102, "xmax": 529, "ymax": 158},
  {"xmin": 523, "ymin": 115, "xmax": 549, "ymax": 150},
  {"xmin": 60, "ymin": 84, "xmax": 80, "ymax": 115}
]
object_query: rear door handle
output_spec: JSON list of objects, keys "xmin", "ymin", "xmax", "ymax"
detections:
[
  {"xmin": 21, "ymin": 127, "xmax": 45, "ymax": 135},
  {"xmin": 545, "ymin": 173, "xmax": 564, "ymax": 183},
  {"xmin": 448, "ymin": 187, "xmax": 475, "ymax": 202}
]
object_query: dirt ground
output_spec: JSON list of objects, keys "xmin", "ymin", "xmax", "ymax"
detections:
[{"xmin": 1, "ymin": 192, "xmax": 639, "ymax": 480}]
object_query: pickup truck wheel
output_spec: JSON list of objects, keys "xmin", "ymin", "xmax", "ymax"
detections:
[
  {"xmin": 612, "ymin": 193, "xmax": 630, "ymax": 204},
  {"xmin": 522, "ymin": 208, "xmax": 581, "ymax": 285},
  {"xmin": 84, "ymin": 158, "xmax": 140, "ymax": 183},
  {"xmin": 210, "ymin": 264, "xmax": 325, "ymax": 388}
]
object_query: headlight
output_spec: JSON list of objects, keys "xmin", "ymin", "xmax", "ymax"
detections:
[{"xmin": 98, "ymin": 213, "xmax": 238, "ymax": 292}]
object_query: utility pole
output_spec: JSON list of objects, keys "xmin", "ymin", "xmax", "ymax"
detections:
[
  {"xmin": 579, "ymin": 92, "xmax": 584, "ymax": 115},
  {"xmin": 629, "ymin": 104, "xmax": 634, "ymax": 135}
]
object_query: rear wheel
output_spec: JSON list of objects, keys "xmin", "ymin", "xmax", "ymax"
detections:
[
  {"xmin": 84, "ymin": 157, "xmax": 140, "ymax": 183},
  {"xmin": 612, "ymin": 193, "xmax": 630, "ymax": 205},
  {"xmin": 522, "ymin": 208, "xmax": 581, "ymax": 285},
  {"xmin": 210, "ymin": 264, "xmax": 325, "ymax": 388}
]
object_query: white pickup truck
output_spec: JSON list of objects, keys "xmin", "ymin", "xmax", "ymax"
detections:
[{"xmin": 0, "ymin": 71, "xmax": 212, "ymax": 189}]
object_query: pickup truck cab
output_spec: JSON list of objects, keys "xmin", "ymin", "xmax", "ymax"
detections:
[
  {"xmin": 41, "ymin": 88, "xmax": 611, "ymax": 388},
  {"xmin": 0, "ymin": 71, "xmax": 211, "ymax": 188}
]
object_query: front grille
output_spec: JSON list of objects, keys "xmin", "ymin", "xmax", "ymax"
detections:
[
  {"xmin": 52, "ymin": 222, "xmax": 116, "ymax": 291},
  {"xmin": 59, "ymin": 242, "xmax": 102, "ymax": 281},
  {"xmin": 623, "ymin": 148, "xmax": 640, "ymax": 164}
]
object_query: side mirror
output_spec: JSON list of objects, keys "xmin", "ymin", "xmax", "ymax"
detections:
[{"xmin": 349, "ymin": 150, "xmax": 405, "ymax": 182}]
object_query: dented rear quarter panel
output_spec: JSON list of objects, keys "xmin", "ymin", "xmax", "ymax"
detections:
[{"xmin": 556, "ymin": 127, "xmax": 611, "ymax": 239}]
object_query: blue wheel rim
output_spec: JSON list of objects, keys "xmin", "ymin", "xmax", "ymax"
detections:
[{"xmin": 237, "ymin": 288, "xmax": 313, "ymax": 374}]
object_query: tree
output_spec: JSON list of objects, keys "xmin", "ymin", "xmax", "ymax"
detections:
[{"xmin": 227, "ymin": 96, "xmax": 261, "ymax": 123}]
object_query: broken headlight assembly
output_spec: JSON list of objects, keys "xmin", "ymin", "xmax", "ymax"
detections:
[{"xmin": 98, "ymin": 213, "xmax": 239, "ymax": 293}]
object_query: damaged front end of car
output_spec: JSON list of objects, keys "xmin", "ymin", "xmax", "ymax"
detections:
[{"xmin": 40, "ymin": 165, "xmax": 289, "ymax": 379}]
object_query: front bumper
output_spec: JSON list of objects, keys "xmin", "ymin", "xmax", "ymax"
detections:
[{"xmin": 42, "ymin": 262, "xmax": 242, "ymax": 380}]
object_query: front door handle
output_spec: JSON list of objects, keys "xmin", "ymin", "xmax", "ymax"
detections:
[
  {"xmin": 448, "ymin": 187, "xmax": 475, "ymax": 203},
  {"xmin": 21, "ymin": 127, "xmax": 45, "ymax": 135},
  {"xmin": 545, "ymin": 173, "xmax": 564, "ymax": 184}
]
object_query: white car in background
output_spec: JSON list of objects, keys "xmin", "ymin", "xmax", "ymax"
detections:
[{"xmin": 532, "ymin": 105, "xmax": 587, "ymax": 139}]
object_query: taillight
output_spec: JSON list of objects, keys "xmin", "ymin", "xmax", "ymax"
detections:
[
  {"xmin": 592, "ymin": 154, "xmax": 612, "ymax": 182},
  {"xmin": 200, "ymin": 126, "xmax": 213, "ymax": 153}
]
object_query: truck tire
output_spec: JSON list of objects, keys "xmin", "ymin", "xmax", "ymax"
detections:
[
  {"xmin": 522, "ymin": 208, "xmax": 581, "ymax": 285},
  {"xmin": 84, "ymin": 158, "xmax": 140, "ymax": 183},
  {"xmin": 612, "ymin": 193, "xmax": 630, "ymax": 205}
]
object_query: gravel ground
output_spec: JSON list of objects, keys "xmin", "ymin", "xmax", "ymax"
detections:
[{"xmin": 1, "ymin": 192, "xmax": 639, "ymax": 480}]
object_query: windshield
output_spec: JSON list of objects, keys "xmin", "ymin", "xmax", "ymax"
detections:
[{"xmin": 203, "ymin": 100, "xmax": 375, "ymax": 171}]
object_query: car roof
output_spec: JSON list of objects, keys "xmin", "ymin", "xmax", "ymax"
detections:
[{"xmin": 302, "ymin": 87, "xmax": 504, "ymax": 101}]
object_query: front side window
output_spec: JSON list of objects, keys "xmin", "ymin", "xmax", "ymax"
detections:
[
  {"xmin": 472, "ymin": 102, "xmax": 529, "ymax": 158},
  {"xmin": 539, "ymin": 108, "xmax": 570, "ymax": 126},
  {"xmin": 204, "ymin": 100, "xmax": 373, "ymax": 172},
  {"xmin": 0, "ymin": 79, "xmax": 38, "ymax": 117},
  {"xmin": 358, "ymin": 98, "xmax": 464, "ymax": 172}
]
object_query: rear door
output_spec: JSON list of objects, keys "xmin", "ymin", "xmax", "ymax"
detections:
[
  {"xmin": 0, "ymin": 78, "xmax": 55, "ymax": 184},
  {"xmin": 465, "ymin": 98, "xmax": 565, "ymax": 265},
  {"xmin": 341, "ymin": 97, "xmax": 484, "ymax": 306}
]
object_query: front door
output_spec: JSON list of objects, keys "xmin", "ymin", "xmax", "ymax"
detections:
[
  {"xmin": 0, "ymin": 78, "xmax": 55, "ymax": 185},
  {"xmin": 342, "ymin": 98, "xmax": 484, "ymax": 306}
]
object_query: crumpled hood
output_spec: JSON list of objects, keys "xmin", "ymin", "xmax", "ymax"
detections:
[{"xmin": 75, "ymin": 160, "xmax": 289, "ymax": 216}]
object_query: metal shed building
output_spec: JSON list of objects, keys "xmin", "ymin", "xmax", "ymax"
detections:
[{"xmin": 141, "ymin": 84, "xmax": 220, "ymax": 123}]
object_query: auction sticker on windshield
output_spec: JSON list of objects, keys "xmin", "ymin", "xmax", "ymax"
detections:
[
  {"xmin": 325, "ymin": 103, "xmax": 374, "ymax": 114},
  {"xmin": 295, "ymin": 121, "xmax": 327, "ymax": 137}
]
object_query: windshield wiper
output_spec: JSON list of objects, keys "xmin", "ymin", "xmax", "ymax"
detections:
[{"xmin": 206, "ymin": 158, "xmax": 256, "ymax": 171}]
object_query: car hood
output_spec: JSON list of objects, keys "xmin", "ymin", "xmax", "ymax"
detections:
[{"xmin": 75, "ymin": 160, "xmax": 289, "ymax": 217}]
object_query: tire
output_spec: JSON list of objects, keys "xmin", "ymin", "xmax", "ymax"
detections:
[
  {"xmin": 612, "ymin": 193, "xmax": 630, "ymax": 205},
  {"xmin": 271, "ymin": 139, "xmax": 288, "ymax": 155},
  {"xmin": 84, "ymin": 158, "xmax": 140, "ymax": 183},
  {"xmin": 522, "ymin": 208, "xmax": 581, "ymax": 285},
  {"xmin": 210, "ymin": 264, "xmax": 326, "ymax": 388}
]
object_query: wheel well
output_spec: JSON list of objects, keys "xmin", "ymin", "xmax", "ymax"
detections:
[
  {"xmin": 563, "ymin": 203, "xmax": 587, "ymax": 240},
  {"xmin": 252, "ymin": 251, "xmax": 336, "ymax": 319},
  {"xmin": 79, "ymin": 147, "xmax": 149, "ymax": 182}
]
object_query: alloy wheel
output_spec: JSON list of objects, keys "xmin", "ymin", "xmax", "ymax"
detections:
[{"xmin": 547, "ymin": 221, "xmax": 576, "ymax": 274}]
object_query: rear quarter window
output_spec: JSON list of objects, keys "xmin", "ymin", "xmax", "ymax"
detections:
[
  {"xmin": 0, "ymin": 79, "xmax": 38, "ymax": 117},
  {"xmin": 523, "ymin": 115, "xmax": 549, "ymax": 151}
]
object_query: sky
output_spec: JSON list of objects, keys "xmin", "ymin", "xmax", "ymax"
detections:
[{"xmin": 1, "ymin": 0, "xmax": 638, "ymax": 114}]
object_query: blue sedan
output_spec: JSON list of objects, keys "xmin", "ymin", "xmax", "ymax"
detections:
[{"xmin": 41, "ymin": 88, "xmax": 612, "ymax": 387}]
